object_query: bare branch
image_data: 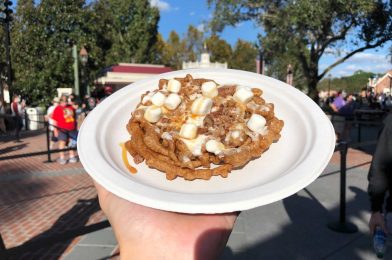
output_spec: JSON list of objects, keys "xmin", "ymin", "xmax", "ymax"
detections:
[
  {"xmin": 317, "ymin": 21, "xmax": 355, "ymax": 57},
  {"xmin": 318, "ymin": 39, "xmax": 389, "ymax": 80}
]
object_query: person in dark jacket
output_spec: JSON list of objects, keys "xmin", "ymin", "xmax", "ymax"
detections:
[{"xmin": 368, "ymin": 113, "xmax": 392, "ymax": 234}]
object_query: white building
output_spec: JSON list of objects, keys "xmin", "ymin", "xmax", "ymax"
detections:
[{"xmin": 182, "ymin": 45, "xmax": 227, "ymax": 69}]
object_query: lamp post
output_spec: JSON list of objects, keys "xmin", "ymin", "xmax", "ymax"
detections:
[{"xmin": 79, "ymin": 46, "xmax": 88, "ymax": 98}]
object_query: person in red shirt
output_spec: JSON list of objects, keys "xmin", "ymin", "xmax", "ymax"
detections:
[{"xmin": 52, "ymin": 95, "xmax": 78, "ymax": 164}]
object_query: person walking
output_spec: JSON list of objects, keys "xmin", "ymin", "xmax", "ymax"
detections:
[
  {"xmin": 45, "ymin": 97, "xmax": 59, "ymax": 149},
  {"xmin": 10, "ymin": 94, "xmax": 25, "ymax": 142},
  {"xmin": 51, "ymin": 95, "xmax": 78, "ymax": 164},
  {"xmin": 0, "ymin": 100, "xmax": 6, "ymax": 134},
  {"xmin": 368, "ymin": 113, "xmax": 392, "ymax": 235}
]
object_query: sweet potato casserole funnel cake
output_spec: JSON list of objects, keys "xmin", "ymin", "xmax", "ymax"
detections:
[{"xmin": 124, "ymin": 74, "xmax": 284, "ymax": 180}]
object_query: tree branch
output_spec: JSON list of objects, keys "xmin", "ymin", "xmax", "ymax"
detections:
[
  {"xmin": 318, "ymin": 39, "xmax": 389, "ymax": 80},
  {"xmin": 317, "ymin": 21, "xmax": 355, "ymax": 57}
]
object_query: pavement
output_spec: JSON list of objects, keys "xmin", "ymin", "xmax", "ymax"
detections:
[{"xmin": 0, "ymin": 123, "xmax": 388, "ymax": 260}]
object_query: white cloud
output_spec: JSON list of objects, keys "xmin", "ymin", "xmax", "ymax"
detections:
[
  {"xmin": 150, "ymin": 0, "xmax": 170, "ymax": 11},
  {"xmin": 322, "ymin": 51, "xmax": 391, "ymax": 77},
  {"xmin": 197, "ymin": 24, "xmax": 205, "ymax": 32},
  {"xmin": 189, "ymin": 11, "xmax": 195, "ymax": 16}
]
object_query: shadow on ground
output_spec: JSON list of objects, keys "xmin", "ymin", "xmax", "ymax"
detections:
[
  {"xmin": 221, "ymin": 186, "xmax": 374, "ymax": 259},
  {"xmin": 1, "ymin": 197, "xmax": 109, "ymax": 259},
  {"xmin": 0, "ymin": 129, "xmax": 46, "ymax": 144}
]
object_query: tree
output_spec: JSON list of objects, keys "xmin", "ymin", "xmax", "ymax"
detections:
[
  {"xmin": 208, "ymin": 0, "xmax": 392, "ymax": 99},
  {"xmin": 161, "ymin": 31, "xmax": 186, "ymax": 70},
  {"xmin": 317, "ymin": 70, "xmax": 382, "ymax": 94},
  {"xmin": 9, "ymin": 0, "xmax": 160, "ymax": 105},
  {"xmin": 206, "ymin": 34, "xmax": 232, "ymax": 63},
  {"xmin": 229, "ymin": 39, "xmax": 257, "ymax": 72},
  {"xmin": 11, "ymin": 0, "xmax": 88, "ymax": 105},
  {"xmin": 93, "ymin": 0, "xmax": 160, "ymax": 65},
  {"xmin": 183, "ymin": 25, "xmax": 204, "ymax": 62}
]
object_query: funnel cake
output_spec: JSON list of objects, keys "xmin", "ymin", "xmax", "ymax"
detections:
[{"xmin": 125, "ymin": 74, "xmax": 284, "ymax": 180}]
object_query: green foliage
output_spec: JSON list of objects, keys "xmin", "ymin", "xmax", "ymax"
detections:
[
  {"xmin": 7, "ymin": 0, "xmax": 160, "ymax": 106},
  {"xmin": 229, "ymin": 40, "xmax": 257, "ymax": 72},
  {"xmin": 317, "ymin": 70, "xmax": 383, "ymax": 93},
  {"xmin": 206, "ymin": 34, "xmax": 232, "ymax": 63},
  {"xmin": 208, "ymin": 0, "xmax": 392, "ymax": 99}
]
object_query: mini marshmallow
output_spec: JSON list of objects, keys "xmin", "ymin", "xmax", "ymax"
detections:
[
  {"xmin": 151, "ymin": 92, "xmax": 166, "ymax": 106},
  {"xmin": 142, "ymin": 92, "xmax": 154, "ymax": 104},
  {"xmin": 186, "ymin": 115, "xmax": 205, "ymax": 127},
  {"xmin": 179, "ymin": 123, "xmax": 198, "ymax": 139},
  {"xmin": 167, "ymin": 79, "xmax": 181, "ymax": 93},
  {"xmin": 202, "ymin": 81, "xmax": 218, "ymax": 98},
  {"xmin": 164, "ymin": 93, "xmax": 182, "ymax": 110},
  {"xmin": 144, "ymin": 106, "xmax": 162, "ymax": 123},
  {"xmin": 181, "ymin": 135, "xmax": 207, "ymax": 156},
  {"xmin": 206, "ymin": 140, "xmax": 225, "ymax": 155},
  {"xmin": 191, "ymin": 97, "xmax": 213, "ymax": 115},
  {"xmin": 247, "ymin": 114, "xmax": 267, "ymax": 134},
  {"xmin": 233, "ymin": 87, "xmax": 254, "ymax": 103}
]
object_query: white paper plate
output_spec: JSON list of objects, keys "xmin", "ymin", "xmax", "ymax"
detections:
[{"xmin": 78, "ymin": 68, "xmax": 335, "ymax": 214}]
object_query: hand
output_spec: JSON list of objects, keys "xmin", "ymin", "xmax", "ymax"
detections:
[
  {"xmin": 369, "ymin": 212, "xmax": 388, "ymax": 235},
  {"xmin": 94, "ymin": 181, "xmax": 238, "ymax": 260}
]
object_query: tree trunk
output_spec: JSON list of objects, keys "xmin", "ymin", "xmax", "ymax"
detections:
[{"xmin": 307, "ymin": 79, "xmax": 319, "ymax": 103}]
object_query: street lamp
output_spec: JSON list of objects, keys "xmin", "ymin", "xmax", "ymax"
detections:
[{"xmin": 79, "ymin": 47, "xmax": 88, "ymax": 98}]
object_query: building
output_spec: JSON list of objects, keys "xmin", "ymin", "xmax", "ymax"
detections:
[
  {"xmin": 369, "ymin": 70, "xmax": 392, "ymax": 94},
  {"xmin": 95, "ymin": 63, "xmax": 172, "ymax": 91},
  {"xmin": 182, "ymin": 45, "xmax": 227, "ymax": 69}
]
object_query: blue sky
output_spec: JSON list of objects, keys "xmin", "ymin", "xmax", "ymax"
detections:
[{"xmin": 151, "ymin": 0, "xmax": 392, "ymax": 79}]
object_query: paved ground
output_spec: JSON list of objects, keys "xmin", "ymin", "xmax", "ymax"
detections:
[
  {"xmin": 0, "ymin": 131, "xmax": 113, "ymax": 259},
  {"xmin": 0, "ymin": 122, "xmax": 386, "ymax": 259}
]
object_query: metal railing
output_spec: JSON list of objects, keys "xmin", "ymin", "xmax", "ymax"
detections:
[
  {"xmin": 0, "ymin": 114, "xmax": 77, "ymax": 162},
  {"xmin": 0, "ymin": 110, "xmax": 386, "ymax": 256}
]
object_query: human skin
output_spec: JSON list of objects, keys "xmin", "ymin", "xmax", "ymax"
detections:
[
  {"xmin": 369, "ymin": 212, "xmax": 388, "ymax": 235},
  {"xmin": 94, "ymin": 182, "xmax": 238, "ymax": 260}
]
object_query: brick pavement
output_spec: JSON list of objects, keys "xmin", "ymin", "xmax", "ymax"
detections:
[
  {"xmin": 0, "ymin": 131, "xmax": 116, "ymax": 259},
  {"xmin": 0, "ymin": 129, "xmax": 376, "ymax": 259}
]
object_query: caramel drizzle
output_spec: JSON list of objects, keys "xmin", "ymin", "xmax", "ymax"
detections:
[{"xmin": 120, "ymin": 143, "xmax": 137, "ymax": 174}]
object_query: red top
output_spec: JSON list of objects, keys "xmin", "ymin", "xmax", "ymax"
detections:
[
  {"xmin": 12, "ymin": 102, "xmax": 19, "ymax": 116},
  {"xmin": 52, "ymin": 105, "xmax": 76, "ymax": 131},
  {"xmin": 111, "ymin": 65, "xmax": 172, "ymax": 74}
]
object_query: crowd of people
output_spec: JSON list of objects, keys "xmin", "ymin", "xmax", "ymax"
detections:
[
  {"xmin": 319, "ymin": 87, "xmax": 391, "ymax": 141},
  {"xmin": 45, "ymin": 93, "xmax": 107, "ymax": 164}
]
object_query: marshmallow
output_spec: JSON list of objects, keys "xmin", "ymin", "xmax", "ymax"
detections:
[
  {"xmin": 186, "ymin": 115, "xmax": 205, "ymax": 127},
  {"xmin": 233, "ymin": 87, "xmax": 254, "ymax": 103},
  {"xmin": 206, "ymin": 140, "xmax": 225, "ymax": 155},
  {"xmin": 164, "ymin": 93, "xmax": 182, "ymax": 110},
  {"xmin": 167, "ymin": 79, "xmax": 181, "ymax": 93},
  {"xmin": 191, "ymin": 97, "xmax": 213, "ymax": 115},
  {"xmin": 151, "ymin": 92, "xmax": 166, "ymax": 106},
  {"xmin": 144, "ymin": 106, "xmax": 162, "ymax": 123},
  {"xmin": 179, "ymin": 123, "xmax": 198, "ymax": 139},
  {"xmin": 181, "ymin": 135, "xmax": 207, "ymax": 156},
  {"xmin": 247, "ymin": 114, "xmax": 267, "ymax": 134},
  {"xmin": 231, "ymin": 130, "xmax": 241, "ymax": 139},
  {"xmin": 202, "ymin": 81, "xmax": 218, "ymax": 98},
  {"xmin": 142, "ymin": 92, "xmax": 154, "ymax": 104}
]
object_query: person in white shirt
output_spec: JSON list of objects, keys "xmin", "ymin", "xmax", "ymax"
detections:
[{"xmin": 46, "ymin": 97, "xmax": 59, "ymax": 149}]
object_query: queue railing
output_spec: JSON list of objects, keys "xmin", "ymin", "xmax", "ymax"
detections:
[{"xmin": 0, "ymin": 115, "xmax": 76, "ymax": 162}]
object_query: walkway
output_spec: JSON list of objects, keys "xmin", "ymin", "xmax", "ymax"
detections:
[{"xmin": 0, "ymin": 127, "xmax": 386, "ymax": 259}]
